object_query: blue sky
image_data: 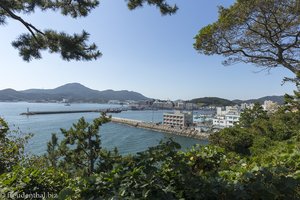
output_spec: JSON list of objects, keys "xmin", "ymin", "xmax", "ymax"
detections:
[{"xmin": 0, "ymin": 0, "xmax": 296, "ymax": 100}]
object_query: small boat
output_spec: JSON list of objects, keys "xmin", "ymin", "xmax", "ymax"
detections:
[{"xmin": 64, "ymin": 103, "xmax": 71, "ymax": 106}]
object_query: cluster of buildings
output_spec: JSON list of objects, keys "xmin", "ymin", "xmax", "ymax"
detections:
[
  {"xmin": 212, "ymin": 100, "xmax": 279, "ymax": 128},
  {"xmin": 151, "ymin": 100, "xmax": 199, "ymax": 110},
  {"xmin": 161, "ymin": 100, "xmax": 279, "ymax": 130},
  {"xmin": 109, "ymin": 99, "xmax": 199, "ymax": 111},
  {"xmin": 108, "ymin": 98, "xmax": 279, "ymax": 131}
]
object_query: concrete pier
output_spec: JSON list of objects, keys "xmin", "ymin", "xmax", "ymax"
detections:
[
  {"xmin": 20, "ymin": 108, "xmax": 123, "ymax": 116},
  {"xmin": 111, "ymin": 117, "xmax": 210, "ymax": 140}
]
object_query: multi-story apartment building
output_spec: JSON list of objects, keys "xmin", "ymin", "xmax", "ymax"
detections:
[
  {"xmin": 213, "ymin": 106, "xmax": 240, "ymax": 128},
  {"xmin": 213, "ymin": 113, "xmax": 240, "ymax": 128},
  {"xmin": 163, "ymin": 111, "xmax": 193, "ymax": 127}
]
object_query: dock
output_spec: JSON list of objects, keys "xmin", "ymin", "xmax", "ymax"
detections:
[
  {"xmin": 20, "ymin": 108, "xmax": 124, "ymax": 116},
  {"xmin": 111, "ymin": 117, "xmax": 210, "ymax": 140}
]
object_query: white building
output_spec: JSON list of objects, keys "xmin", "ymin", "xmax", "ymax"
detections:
[
  {"xmin": 213, "ymin": 106, "xmax": 240, "ymax": 128},
  {"xmin": 240, "ymin": 103, "xmax": 255, "ymax": 110},
  {"xmin": 163, "ymin": 111, "xmax": 193, "ymax": 127},
  {"xmin": 213, "ymin": 113, "xmax": 240, "ymax": 128}
]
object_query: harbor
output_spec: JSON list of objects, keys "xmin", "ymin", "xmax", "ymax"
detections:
[
  {"xmin": 19, "ymin": 106, "xmax": 213, "ymax": 140},
  {"xmin": 111, "ymin": 117, "xmax": 210, "ymax": 140},
  {"xmin": 2, "ymin": 102, "xmax": 204, "ymax": 155}
]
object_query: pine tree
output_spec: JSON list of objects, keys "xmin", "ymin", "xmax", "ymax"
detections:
[
  {"xmin": 0, "ymin": 0, "xmax": 177, "ymax": 61},
  {"xmin": 46, "ymin": 133, "xmax": 60, "ymax": 168},
  {"xmin": 55, "ymin": 113, "xmax": 111, "ymax": 176},
  {"xmin": 239, "ymin": 103, "xmax": 269, "ymax": 128}
]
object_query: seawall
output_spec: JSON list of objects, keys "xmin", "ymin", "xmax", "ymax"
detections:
[
  {"xmin": 20, "ymin": 108, "xmax": 123, "ymax": 115},
  {"xmin": 111, "ymin": 117, "xmax": 210, "ymax": 140}
]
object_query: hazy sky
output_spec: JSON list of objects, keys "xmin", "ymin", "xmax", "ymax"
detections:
[{"xmin": 0, "ymin": 0, "xmax": 296, "ymax": 100}]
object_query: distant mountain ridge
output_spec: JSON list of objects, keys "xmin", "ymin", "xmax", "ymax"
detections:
[
  {"xmin": 232, "ymin": 95, "xmax": 285, "ymax": 105},
  {"xmin": 190, "ymin": 95, "xmax": 285, "ymax": 107},
  {"xmin": 0, "ymin": 84, "xmax": 285, "ymax": 105},
  {"xmin": 0, "ymin": 83, "xmax": 149, "ymax": 103}
]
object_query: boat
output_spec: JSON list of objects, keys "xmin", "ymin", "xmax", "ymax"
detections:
[{"xmin": 64, "ymin": 103, "xmax": 71, "ymax": 106}]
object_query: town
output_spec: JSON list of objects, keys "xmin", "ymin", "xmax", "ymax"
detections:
[{"xmin": 109, "ymin": 99, "xmax": 280, "ymax": 134}]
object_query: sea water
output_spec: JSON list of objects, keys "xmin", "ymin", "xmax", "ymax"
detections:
[{"xmin": 0, "ymin": 102, "xmax": 208, "ymax": 155}]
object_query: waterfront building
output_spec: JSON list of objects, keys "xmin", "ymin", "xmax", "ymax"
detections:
[
  {"xmin": 193, "ymin": 113, "xmax": 214, "ymax": 124},
  {"xmin": 216, "ymin": 106, "xmax": 239, "ymax": 116},
  {"xmin": 163, "ymin": 111, "xmax": 193, "ymax": 127},
  {"xmin": 185, "ymin": 103, "xmax": 198, "ymax": 110},
  {"xmin": 174, "ymin": 100, "xmax": 185, "ymax": 110},
  {"xmin": 108, "ymin": 100, "xmax": 122, "ymax": 104},
  {"xmin": 213, "ymin": 113, "xmax": 240, "ymax": 128},
  {"xmin": 152, "ymin": 100, "xmax": 174, "ymax": 109},
  {"xmin": 213, "ymin": 106, "xmax": 240, "ymax": 128},
  {"xmin": 173, "ymin": 101, "xmax": 199, "ymax": 110}
]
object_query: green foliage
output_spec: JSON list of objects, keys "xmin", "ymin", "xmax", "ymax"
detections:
[
  {"xmin": 46, "ymin": 133, "xmax": 59, "ymax": 169},
  {"xmin": 230, "ymin": 167, "xmax": 299, "ymax": 199},
  {"xmin": 194, "ymin": 0, "xmax": 300, "ymax": 75},
  {"xmin": 127, "ymin": 0, "xmax": 178, "ymax": 15},
  {"xmin": 0, "ymin": 0, "xmax": 99, "ymax": 18},
  {"xmin": 0, "ymin": 166, "xmax": 68, "ymax": 199},
  {"xmin": 210, "ymin": 127, "xmax": 253, "ymax": 155},
  {"xmin": 0, "ymin": 118, "xmax": 9, "ymax": 137},
  {"xmin": 239, "ymin": 103, "xmax": 268, "ymax": 128},
  {"xmin": 0, "ymin": 0, "xmax": 177, "ymax": 62},
  {"xmin": 12, "ymin": 30, "xmax": 101, "ymax": 61},
  {"xmin": 1, "ymin": 133, "xmax": 300, "ymax": 199},
  {"xmin": 46, "ymin": 113, "xmax": 111, "ymax": 176},
  {"xmin": 284, "ymin": 72, "xmax": 300, "ymax": 112},
  {"xmin": 0, "ymin": 118, "xmax": 32, "ymax": 174},
  {"xmin": 52, "ymin": 143, "xmax": 300, "ymax": 199},
  {"xmin": 0, "ymin": 1, "xmax": 101, "ymax": 61}
]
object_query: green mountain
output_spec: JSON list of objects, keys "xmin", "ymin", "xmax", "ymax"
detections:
[
  {"xmin": 190, "ymin": 95, "xmax": 285, "ymax": 107},
  {"xmin": 189, "ymin": 97, "xmax": 235, "ymax": 107},
  {"xmin": 232, "ymin": 95, "xmax": 284, "ymax": 105}
]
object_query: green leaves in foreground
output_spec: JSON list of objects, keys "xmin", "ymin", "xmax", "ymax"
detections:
[
  {"xmin": 0, "ymin": 137, "xmax": 300, "ymax": 199},
  {"xmin": 0, "ymin": 166, "xmax": 67, "ymax": 199}
]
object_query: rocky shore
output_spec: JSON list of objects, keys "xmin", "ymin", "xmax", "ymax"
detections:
[{"xmin": 111, "ymin": 117, "xmax": 210, "ymax": 140}]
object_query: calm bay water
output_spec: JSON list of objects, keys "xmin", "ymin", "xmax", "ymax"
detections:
[{"xmin": 0, "ymin": 102, "xmax": 208, "ymax": 155}]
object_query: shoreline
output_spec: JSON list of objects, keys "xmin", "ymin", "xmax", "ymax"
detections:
[{"xmin": 111, "ymin": 117, "xmax": 210, "ymax": 140}]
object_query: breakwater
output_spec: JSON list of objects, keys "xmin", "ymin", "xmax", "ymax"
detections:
[
  {"xmin": 111, "ymin": 117, "xmax": 210, "ymax": 140},
  {"xmin": 20, "ymin": 108, "xmax": 124, "ymax": 116}
]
